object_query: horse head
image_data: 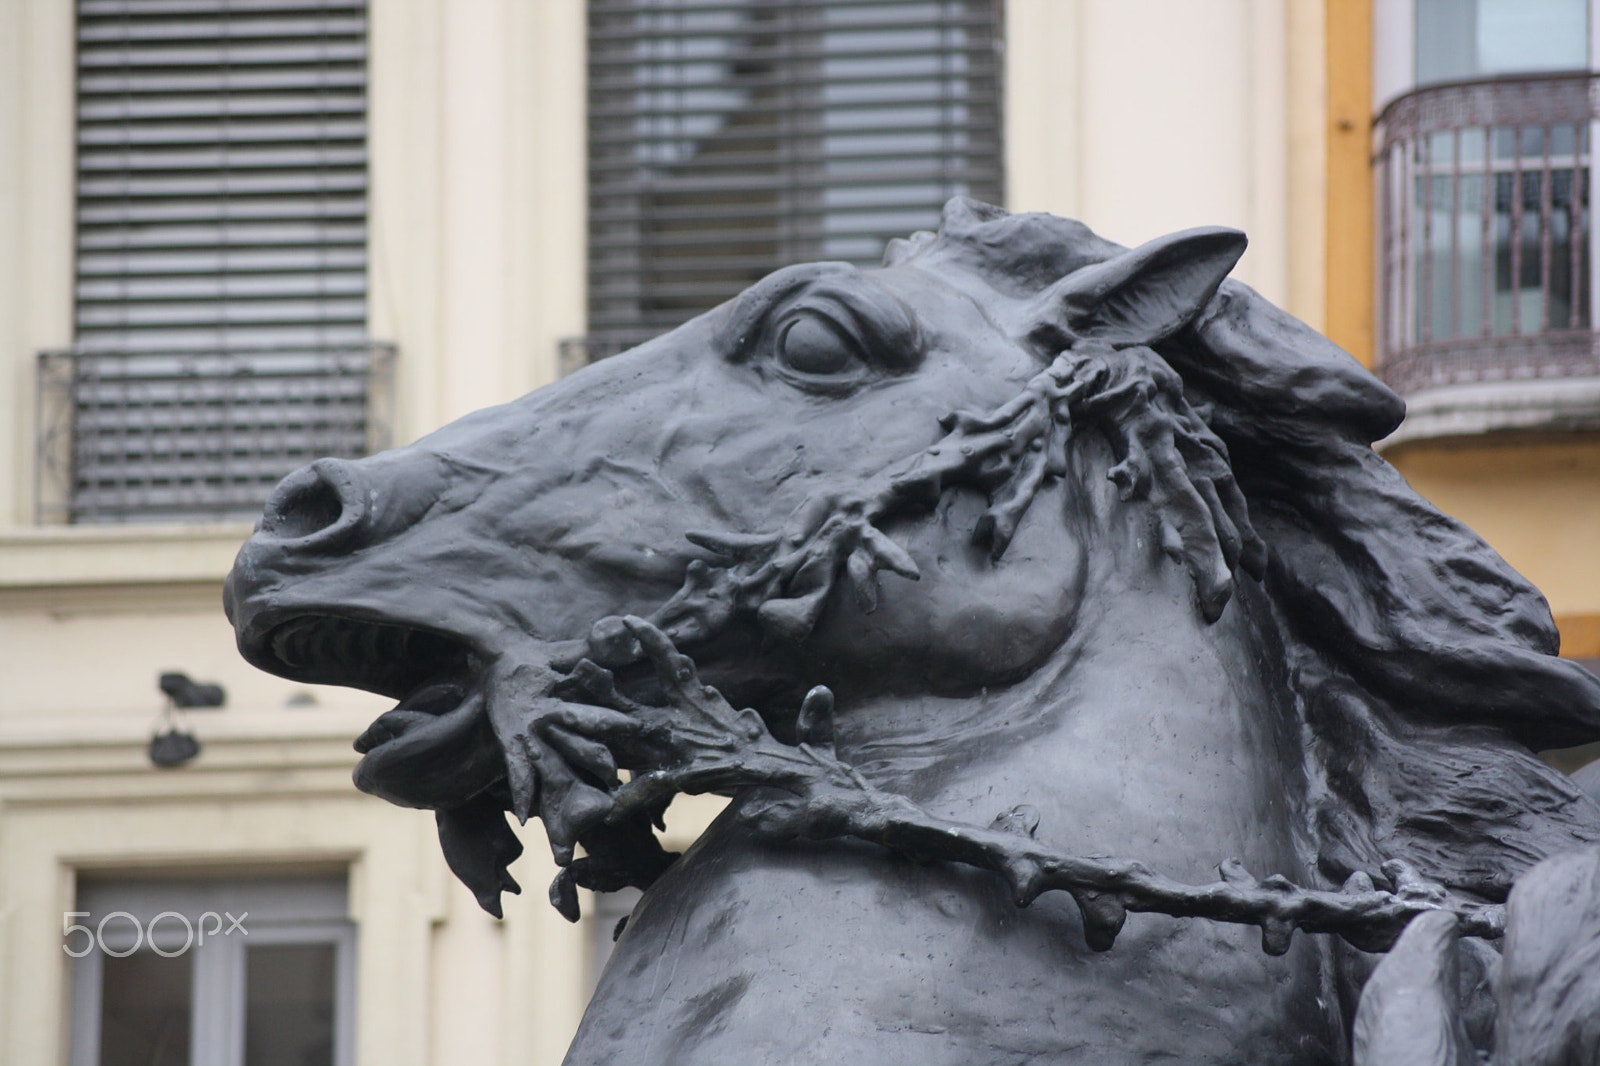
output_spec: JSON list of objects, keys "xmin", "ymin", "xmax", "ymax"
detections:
[{"xmin": 225, "ymin": 200, "xmax": 1255, "ymax": 837}]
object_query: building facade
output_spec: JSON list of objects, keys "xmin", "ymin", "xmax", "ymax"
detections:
[{"xmin": 0, "ymin": 1, "xmax": 1591, "ymax": 1064}]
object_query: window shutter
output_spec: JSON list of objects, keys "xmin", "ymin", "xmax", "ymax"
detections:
[
  {"xmin": 586, "ymin": 0, "xmax": 1003, "ymax": 360},
  {"xmin": 62, "ymin": 0, "xmax": 376, "ymax": 523}
]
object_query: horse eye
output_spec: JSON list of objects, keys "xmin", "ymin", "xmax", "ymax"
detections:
[{"xmin": 777, "ymin": 316, "xmax": 861, "ymax": 376}]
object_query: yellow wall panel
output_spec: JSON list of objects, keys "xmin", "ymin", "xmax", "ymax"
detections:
[
  {"xmin": 1324, "ymin": 0, "xmax": 1374, "ymax": 366},
  {"xmin": 1389, "ymin": 438, "xmax": 1600, "ymax": 621}
]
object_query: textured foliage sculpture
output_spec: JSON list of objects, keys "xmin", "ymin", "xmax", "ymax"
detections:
[{"xmin": 228, "ymin": 200, "xmax": 1600, "ymax": 1064}]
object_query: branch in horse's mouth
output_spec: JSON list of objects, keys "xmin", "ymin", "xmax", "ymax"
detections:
[{"xmin": 561, "ymin": 617, "xmax": 1509, "ymax": 955}]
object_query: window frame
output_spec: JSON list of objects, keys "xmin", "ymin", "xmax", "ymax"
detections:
[{"xmin": 69, "ymin": 877, "xmax": 355, "ymax": 1066}]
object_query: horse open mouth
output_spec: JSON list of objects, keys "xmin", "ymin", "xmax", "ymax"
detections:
[
  {"xmin": 262, "ymin": 613, "xmax": 477, "ymax": 699},
  {"xmin": 255, "ymin": 614, "xmax": 503, "ymax": 809}
]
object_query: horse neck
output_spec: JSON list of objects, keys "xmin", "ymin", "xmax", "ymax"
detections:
[{"xmin": 836, "ymin": 550, "xmax": 1316, "ymax": 882}]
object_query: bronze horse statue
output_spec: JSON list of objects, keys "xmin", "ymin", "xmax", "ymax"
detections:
[{"xmin": 225, "ymin": 199, "xmax": 1600, "ymax": 1063}]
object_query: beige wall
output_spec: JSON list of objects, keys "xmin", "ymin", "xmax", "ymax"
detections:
[
  {"xmin": 367, "ymin": 0, "xmax": 586, "ymax": 442},
  {"xmin": 1006, "ymin": 0, "xmax": 1327, "ymax": 320},
  {"xmin": 1388, "ymin": 438, "xmax": 1600, "ymax": 632},
  {"xmin": 0, "ymin": 0, "xmax": 75, "ymax": 528}
]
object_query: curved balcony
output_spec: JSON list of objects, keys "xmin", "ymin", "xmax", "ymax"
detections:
[{"xmin": 1374, "ymin": 72, "xmax": 1600, "ymax": 446}]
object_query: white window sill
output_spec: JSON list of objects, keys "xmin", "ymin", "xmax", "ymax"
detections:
[{"xmin": 0, "ymin": 523, "xmax": 255, "ymax": 589}]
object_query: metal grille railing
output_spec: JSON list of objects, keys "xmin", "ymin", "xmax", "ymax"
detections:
[
  {"xmin": 583, "ymin": 0, "xmax": 1003, "ymax": 363},
  {"xmin": 37, "ymin": 343, "xmax": 394, "ymax": 524},
  {"xmin": 1375, "ymin": 73, "xmax": 1600, "ymax": 395}
]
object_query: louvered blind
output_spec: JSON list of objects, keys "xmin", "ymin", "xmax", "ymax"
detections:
[
  {"xmin": 64, "ymin": 0, "xmax": 375, "ymax": 523},
  {"xmin": 586, "ymin": 0, "xmax": 1002, "ymax": 359}
]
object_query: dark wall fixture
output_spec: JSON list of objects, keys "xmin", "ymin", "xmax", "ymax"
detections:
[
  {"xmin": 159, "ymin": 672, "xmax": 226, "ymax": 709},
  {"xmin": 148, "ymin": 672, "xmax": 225, "ymax": 768}
]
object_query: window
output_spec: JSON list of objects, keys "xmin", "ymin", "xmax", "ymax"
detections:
[
  {"xmin": 43, "ymin": 0, "xmax": 387, "ymax": 524},
  {"xmin": 69, "ymin": 876, "xmax": 355, "ymax": 1066},
  {"xmin": 583, "ymin": 0, "xmax": 1003, "ymax": 360}
]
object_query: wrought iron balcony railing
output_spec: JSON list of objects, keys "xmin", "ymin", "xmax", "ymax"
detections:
[
  {"xmin": 1375, "ymin": 72, "xmax": 1600, "ymax": 415},
  {"xmin": 37, "ymin": 343, "xmax": 395, "ymax": 524}
]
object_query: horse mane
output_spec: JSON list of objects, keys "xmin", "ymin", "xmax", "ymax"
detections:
[{"xmin": 895, "ymin": 198, "xmax": 1600, "ymax": 902}]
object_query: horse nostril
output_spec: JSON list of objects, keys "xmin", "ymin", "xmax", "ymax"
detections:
[
  {"xmin": 274, "ymin": 477, "xmax": 342, "ymax": 539},
  {"xmin": 262, "ymin": 461, "xmax": 364, "ymax": 544}
]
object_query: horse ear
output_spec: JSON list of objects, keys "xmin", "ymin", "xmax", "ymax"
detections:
[{"xmin": 1031, "ymin": 227, "xmax": 1247, "ymax": 348}]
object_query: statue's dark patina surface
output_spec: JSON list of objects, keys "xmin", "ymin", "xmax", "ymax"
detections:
[{"xmin": 225, "ymin": 200, "xmax": 1600, "ymax": 1064}]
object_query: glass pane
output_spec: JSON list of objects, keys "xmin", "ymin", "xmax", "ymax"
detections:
[
  {"xmin": 1477, "ymin": 0, "xmax": 1587, "ymax": 75},
  {"xmin": 1566, "ymin": 168, "xmax": 1591, "ymax": 329},
  {"xmin": 1427, "ymin": 129, "xmax": 1453, "ymax": 164},
  {"xmin": 1417, "ymin": 0, "xmax": 1587, "ymax": 84},
  {"xmin": 1424, "ymin": 173, "xmax": 1454, "ymax": 340},
  {"xmin": 1552, "ymin": 123, "xmax": 1577, "ymax": 158},
  {"xmin": 1492, "ymin": 172, "xmax": 1516, "ymax": 334},
  {"xmin": 245, "ymin": 943, "xmax": 336, "ymax": 1066},
  {"xmin": 1495, "ymin": 126, "xmax": 1520, "ymax": 160},
  {"xmin": 1457, "ymin": 172, "xmax": 1487, "ymax": 335},
  {"xmin": 1416, "ymin": 0, "xmax": 1479, "ymax": 83},
  {"xmin": 1488, "ymin": 170, "xmax": 1553, "ymax": 334},
  {"xmin": 100, "ymin": 951, "xmax": 191, "ymax": 1066}
]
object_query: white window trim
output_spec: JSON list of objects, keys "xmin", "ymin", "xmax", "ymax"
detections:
[{"xmin": 70, "ymin": 878, "xmax": 355, "ymax": 1066}]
